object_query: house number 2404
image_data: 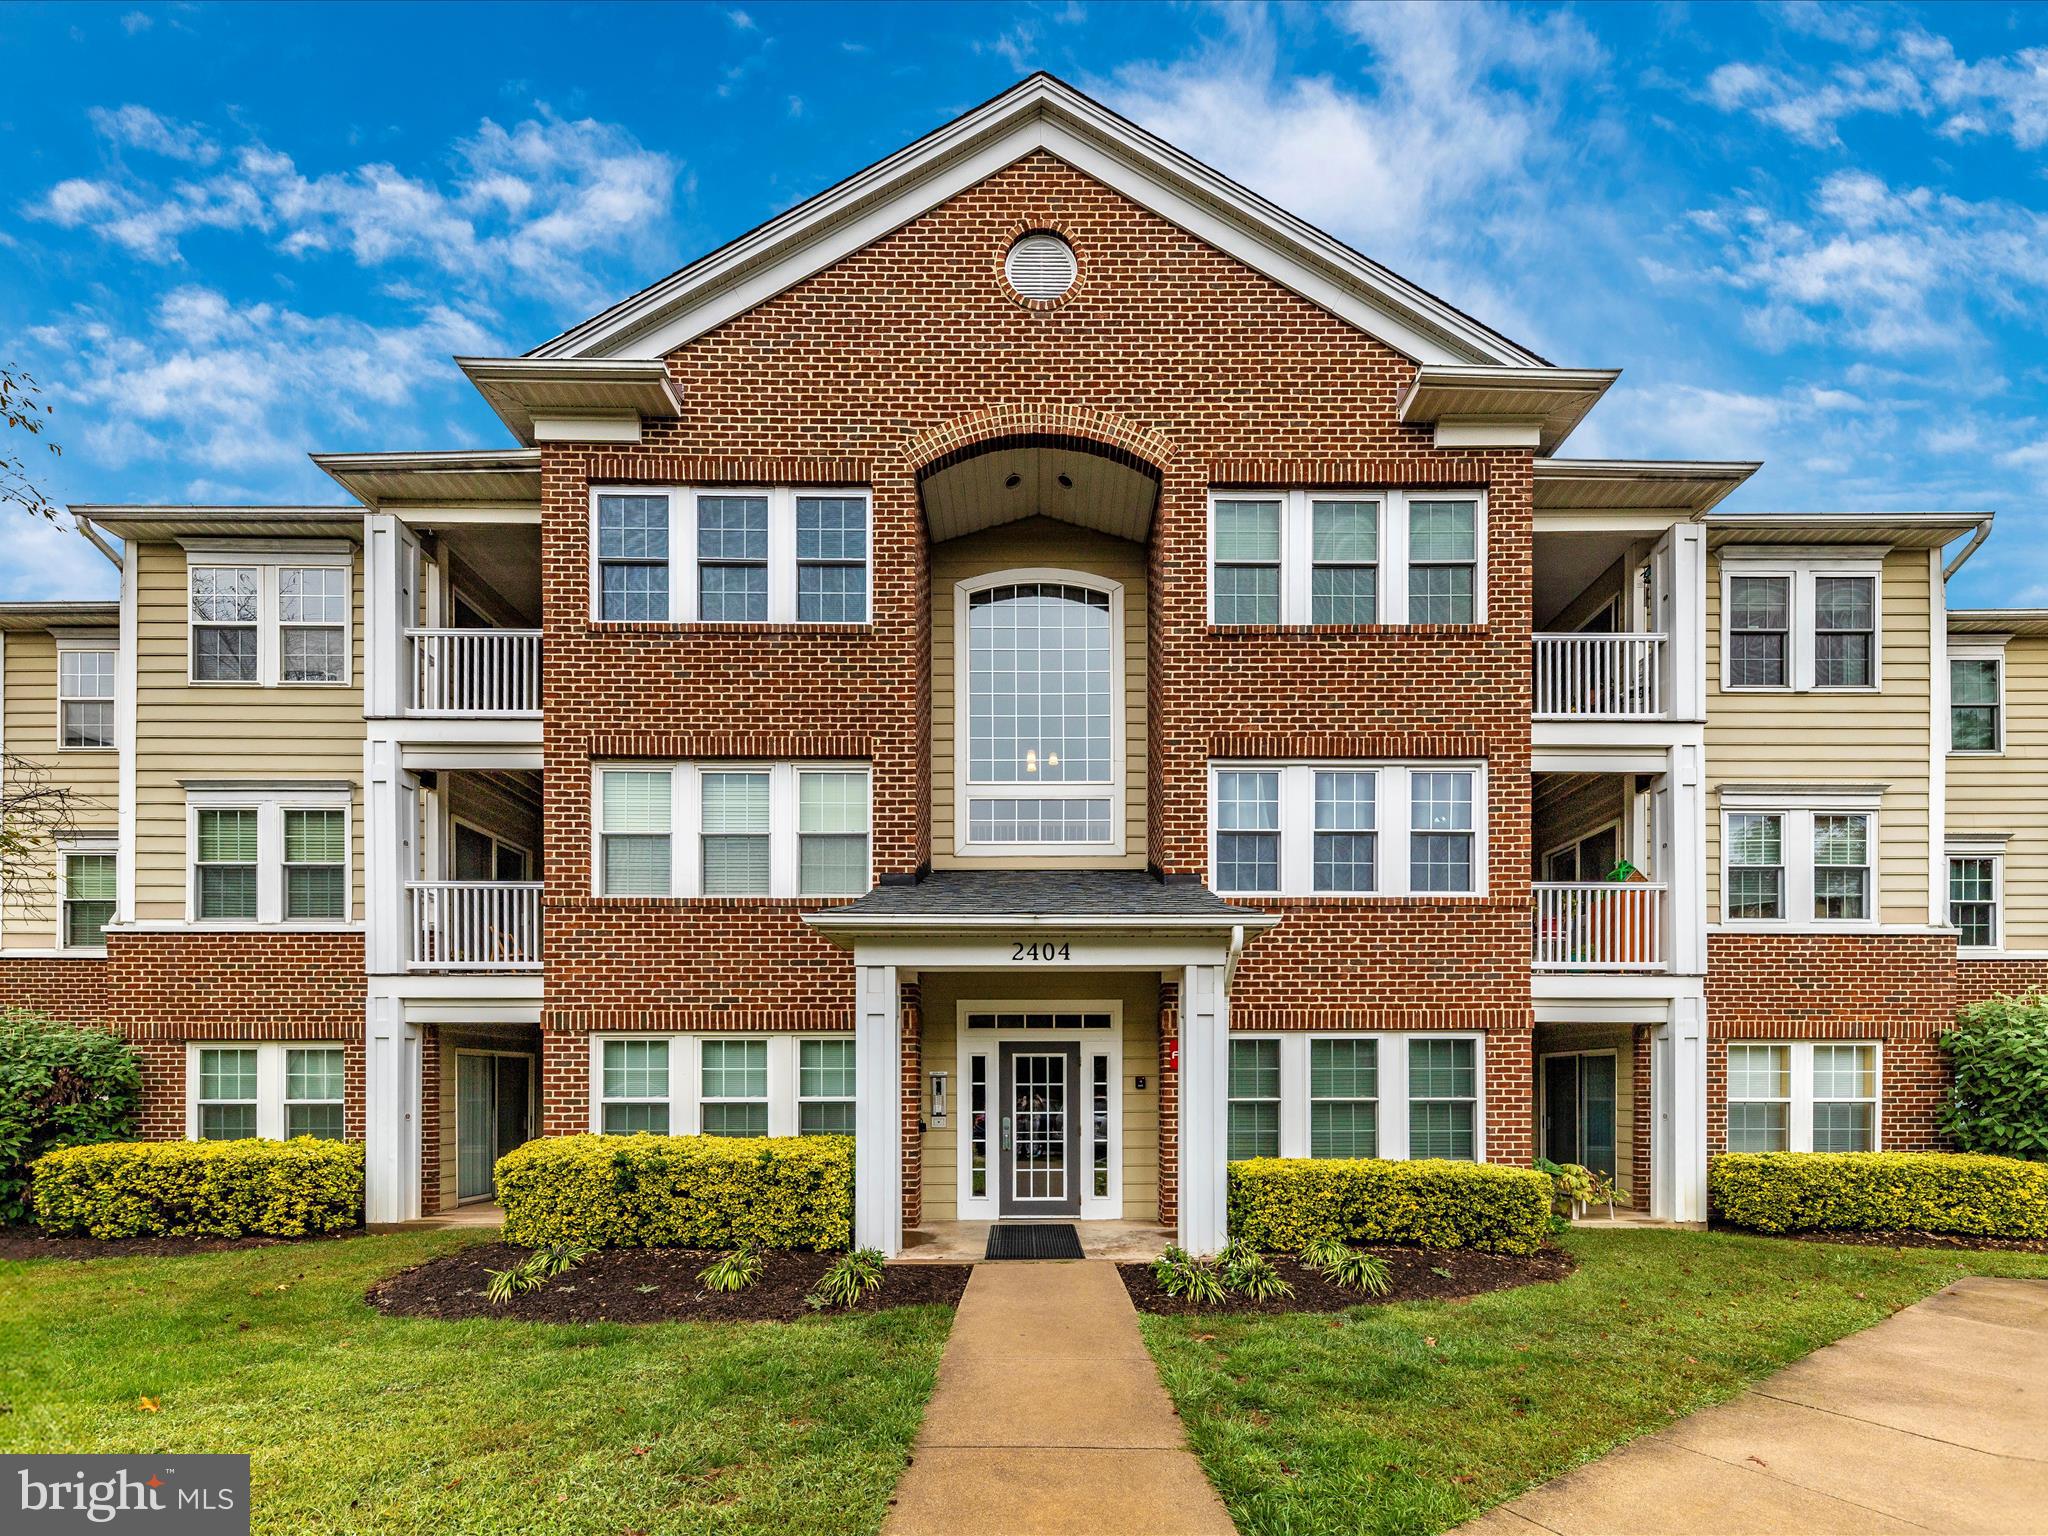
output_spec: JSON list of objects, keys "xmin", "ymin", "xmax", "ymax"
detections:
[{"xmin": 1011, "ymin": 941, "xmax": 1072, "ymax": 962}]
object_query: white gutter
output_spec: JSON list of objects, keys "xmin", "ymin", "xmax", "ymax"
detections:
[
  {"xmin": 1943, "ymin": 515, "xmax": 1995, "ymax": 580},
  {"xmin": 73, "ymin": 514, "xmax": 122, "ymax": 569}
]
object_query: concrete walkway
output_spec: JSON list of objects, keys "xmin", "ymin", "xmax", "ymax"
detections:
[
  {"xmin": 884, "ymin": 1260, "xmax": 1235, "ymax": 1536},
  {"xmin": 1461, "ymin": 1276, "xmax": 2048, "ymax": 1535}
]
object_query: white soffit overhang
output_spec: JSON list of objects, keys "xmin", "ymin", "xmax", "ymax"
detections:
[
  {"xmin": 1533, "ymin": 458, "xmax": 1760, "ymax": 514},
  {"xmin": 310, "ymin": 449, "xmax": 543, "ymax": 510},
  {"xmin": 1951, "ymin": 608, "xmax": 2048, "ymax": 638},
  {"xmin": 72, "ymin": 505, "xmax": 364, "ymax": 542},
  {"xmin": 1397, "ymin": 367, "xmax": 1621, "ymax": 456},
  {"xmin": 1704, "ymin": 511, "xmax": 1991, "ymax": 551},
  {"xmin": 921, "ymin": 444, "xmax": 1159, "ymax": 543},
  {"xmin": 528, "ymin": 73, "xmax": 1550, "ymax": 369},
  {"xmin": 455, "ymin": 358, "xmax": 683, "ymax": 445},
  {"xmin": 0, "ymin": 601, "xmax": 120, "ymax": 632}
]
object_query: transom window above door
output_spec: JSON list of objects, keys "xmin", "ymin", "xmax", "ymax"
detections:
[
  {"xmin": 1208, "ymin": 489, "xmax": 1484, "ymax": 627},
  {"xmin": 957, "ymin": 574, "xmax": 1123, "ymax": 855},
  {"xmin": 590, "ymin": 486, "xmax": 871, "ymax": 625}
]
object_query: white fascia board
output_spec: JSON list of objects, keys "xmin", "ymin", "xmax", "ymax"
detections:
[
  {"xmin": 803, "ymin": 910, "xmax": 1283, "ymax": 934},
  {"xmin": 1435, "ymin": 418, "xmax": 1543, "ymax": 449},
  {"xmin": 541, "ymin": 86, "xmax": 1536, "ymax": 369},
  {"xmin": 531, "ymin": 413, "xmax": 643, "ymax": 443}
]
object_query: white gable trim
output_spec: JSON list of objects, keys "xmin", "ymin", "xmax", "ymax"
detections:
[{"xmin": 532, "ymin": 75, "xmax": 1545, "ymax": 370}]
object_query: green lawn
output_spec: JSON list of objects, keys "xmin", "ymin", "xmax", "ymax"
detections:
[
  {"xmin": 1142, "ymin": 1227, "xmax": 2048, "ymax": 1536},
  {"xmin": 0, "ymin": 1231, "xmax": 953, "ymax": 1536}
]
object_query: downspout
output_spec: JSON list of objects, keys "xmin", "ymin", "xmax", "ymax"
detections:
[
  {"xmin": 1942, "ymin": 515, "xmax": 1994, "ymax": 581},
  {"xmin": 1224, "ymin": 922, "xmax": 1246, "ymax": 990},
  {"xmin": 74, "ymin": 513, "xmax": 123, "ymax": 570}
]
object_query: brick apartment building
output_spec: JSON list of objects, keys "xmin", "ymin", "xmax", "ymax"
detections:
[{"xmin": 1, "ymin": 76, "xmax": 2036, "ymax": 1251}]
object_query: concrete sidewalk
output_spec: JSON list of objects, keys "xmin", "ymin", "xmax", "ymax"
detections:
[
  {"xmin": 884, "ymin": 1260, "xmax": 1235, "ymax": 1536},
  {"xmin": 1460, "ymin": 1276, "xmax": 2048, "ymax": 1535}
]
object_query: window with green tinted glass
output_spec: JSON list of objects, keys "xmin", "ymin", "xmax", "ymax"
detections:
[
  {"xmin": 198, "ymin": 1047, "xmax": 259, "ymax": 1139},
  {"xmin": 1310, "ymin": 1038, "xmax": 1378, "ymax": 1157},
  {"xmin": 284, "ymin": 1047, "xmax": 346, "ymax": 1139},
  {"xmin": 799, "ymin": 1038, "xmax": 856, "ymax": 1134},
  {"xmin": 196, "ymin": 809, "xmax": 259, "ymax": 919},
  {"xmin": 1408, "ymin": 1038, "xmax": 1476, "ymax": 1159},
  {"xmin": 600, "ymin": 1038, "xmax": 670, "ymax": 1134},
  {"xmin": 1227, "ymin": 1039, "xmax": 1280, "ymax": 1159},
  {"xmin": 284, "ymin": 809, "xmax": 346, "ymax": 919},
  {"xmin": 601, "ymin": 770, "xmax": 672, "ymax": 895},
  {"xmin": 1212, "ymin": 500, "xmax": 1281, "ymax": 625},
  {"xmin": 701, "ymin": 1039, "xmax": 768, "ymax": 1135},
  {"xmin": 1951, "ymin": 657, "xmax": 2001, "ymax": 751},
  {"xmin": 798, "ymin": 772, "xmax": 869, "ymax": 896},
  {"xmin": 62, "ymin": 852, "xmax": 115, "ymax": 949},
  {"xmin": 1408, "ymin": 500, "xmax": 1478, "ymax": 623}
]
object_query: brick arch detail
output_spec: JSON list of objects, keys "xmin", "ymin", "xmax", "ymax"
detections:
[{"xmin": 901, "ymin": 405, "xmax": 1176, "ymax": 479}]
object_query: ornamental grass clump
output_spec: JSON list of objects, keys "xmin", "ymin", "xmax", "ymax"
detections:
[
  {"xmin": 1219, "ymin": 1239, "xmax": 1293, "ymax": 1301},
  {"xmin": 1299, "ymin": 1235, "xmax": 1392, "ymax": 1296},
  {"xmin": 809, "ymin": 1248, "xmax": 885, "ymax": 1310},
  {"xmin": 1151, "ymin": 1244, "xmax": 1229, "ymax": 1305},
  {"xmin": 698, "ymin": 1244, "xmax": 765, "ymax": 1294}
]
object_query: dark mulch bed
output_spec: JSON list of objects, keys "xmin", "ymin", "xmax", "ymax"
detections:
[
  {"xmin": 1714, "ymin": 1222, "xmax": 2048, "ymax": 1255},
  {"xmin": 0, "ymin": 1224, "xmax": 364, "ymax": 1261},
  {"xmin": 1119, "ymin": 1244, "xmax": 1574, "ymax": 1316},
  {"xmin": 367, "ymin": 1243, "xmax": 972, "ymax": 1323}
]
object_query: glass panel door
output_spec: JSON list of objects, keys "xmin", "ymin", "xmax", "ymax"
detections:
[
  {"xmin": 1542, "ymin": 1056, "xmax": 1579, "ymax": 1168},
  {"xmin": 495, "ymin": 1056, "xmax": 531, "ymax": 1162},
  {"xmin": 1579, "ymin": 1054, "xmax": 1617, "ymax": 1182},
  {"xmin": 999, "ymin": 1043, "xmax": 1081, "ymax": 1216},
  {"xmin": 456, "ymin": 1054, "xmax": 495, "ymax": 1201}
]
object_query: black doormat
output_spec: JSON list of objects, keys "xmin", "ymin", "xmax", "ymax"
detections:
[{"xmin": 984, "ymin": 1223, "xmax": 1085, "ymax": 1260}]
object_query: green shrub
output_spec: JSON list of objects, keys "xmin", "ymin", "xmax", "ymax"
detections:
[
  {"xmin": 495, "ymin": 1134, "xmax": 853, "ymax": 1250},
  {"xmin": 1228, "ymin": 1158, "xmax": 1553, "ymax": 1256},
  {"xmin": 1709, "ymin": 1152, "xmax": 2048, "ymax": 1238},
  {"xmin": 31, "ymin": 1138, "xmax": 364, "ymax": 1239},
  {"xmin": 0, "ymin": 1009, "xmax": 140, "ymax": 1224},
  {"xmin": 1941, "ymin": 992, "xmax": 2048, "ymax": 1159}
]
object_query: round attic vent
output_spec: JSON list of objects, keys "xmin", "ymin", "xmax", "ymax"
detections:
[{"xmin": 1004, "ymin": 232, "xmax": 1077, "ymax": 300}]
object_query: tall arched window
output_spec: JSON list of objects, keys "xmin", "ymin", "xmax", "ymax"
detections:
[{"xmin": 958, "ymin": 575, "xmax": 1121, "ymax": 853}]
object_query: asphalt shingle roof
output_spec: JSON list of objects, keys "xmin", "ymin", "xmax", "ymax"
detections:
[{"xmin": 826, "ymin": 869, "xmax": 1257, "ymax": 919}]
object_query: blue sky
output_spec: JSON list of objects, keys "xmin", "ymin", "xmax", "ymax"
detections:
[{"xmin": 5, "ymin": 0, "xmax": 2048, "ymax": 605}]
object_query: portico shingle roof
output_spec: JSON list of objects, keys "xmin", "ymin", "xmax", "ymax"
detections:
[{"xmin": 812, "ymin": 870, "xmax": 1271, "ymax": 923}]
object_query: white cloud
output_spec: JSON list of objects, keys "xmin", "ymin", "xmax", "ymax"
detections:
[
  {"xmin": 87, "ymin": 104, "xmax": 219, "ymax": 164},
  {"xmin": 118, "ymin": 10, "xmax": 152, "ymax": 34},
  {"xmin": 0, "ymin": 514, "xmax": 118, "ymax": 604},
  {"xmin": 24, "ymin": 109, "xmax": 679, "ymax": 307}
]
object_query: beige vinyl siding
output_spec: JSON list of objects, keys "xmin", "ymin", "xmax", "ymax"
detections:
[
  {"xmin": 916, "ymin": 970, "xmax": 1161, "ymax": 1224},
  {"xmin": 2, "ymin": 630, "xmax": 118, "ymax": 947},
  {"xmin": 1704, "ymin": 548, "xmax": 1934, "ymax": 924},
  {"xmin": 931, "ymin": 517, "xmax": 1147, "ymax": 869},
  {"xmin": 133, "ymin": 541, "xmax": 366, "ymax": 921},
  {"xmin": 1950, "ymin": 634, "xmax": 2048, "ymax": 949}
]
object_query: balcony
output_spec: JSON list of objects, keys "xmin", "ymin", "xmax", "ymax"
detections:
[
  {"xmin": 406, "ymin": 880, "xmax": 543, "ymax": 971},
  {"xmin": 1532, "ymin": 632, "xmax": 1667, "ymax": 719},
  {"xmin": 407, "ymin": 628, "xmax": 542, "ymax": 717},
  {"xmin": 1532, "ymin": 881, "xmax": 1668, "ymax": 972}
]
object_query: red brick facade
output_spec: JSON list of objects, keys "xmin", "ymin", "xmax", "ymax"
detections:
[
  {"xmin": 0, "ymin": 957, "xmax": 107, "ymax": 1024},
  {"xmin": 1955, "ymin": 957, "xmax": 2048, "ymax": 1006}
]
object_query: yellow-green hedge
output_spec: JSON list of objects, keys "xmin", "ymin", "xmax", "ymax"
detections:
[
  {"xmin": 1229, "ymin": 1158, "xmax": 1553, "ymax": 1255},
  {"xmin": 31, "ymin": 1138, "xmax": 364, "ymax": 1239},
  {"xmin": 496, "ymin": 1134, "xmax": 853, "ymax": 1250},
  {"xmin": 1710, "ymin": 1152, "xmax": 2048, "ymax": 1237}
]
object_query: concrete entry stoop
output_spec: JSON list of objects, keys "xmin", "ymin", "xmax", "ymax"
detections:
[{"xmin": 884, "ymin": 1259, "xmax": 1236, "ymax": 1535}]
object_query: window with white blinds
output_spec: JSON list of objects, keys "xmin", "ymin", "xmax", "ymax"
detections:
[{"xmin": 594, "ymin": 763, "xmax": 871, "ymax": 898}]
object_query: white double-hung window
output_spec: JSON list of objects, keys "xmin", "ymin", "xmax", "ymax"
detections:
[
  {"xmin": 1721, "ymin": 555, "xmax": 1879, "ymax": 692},
  {"xmin": 1726, "ymin": 1041, "xmax": 1879, "ymax": 1152},
  {"xmin": 187, "ymin": 547, "xmax": 351, "ymax": 686},
  {"xmin": 55, "ymin": 636, "xmax": 117, "ymax": 749},
  {"xmin": 1209, "ymin": 762, "xmax": 1484, "ymax": 896},
  {"xmin": 186, "ymin": 785, "xmax": 352, "ymax": 924},
  {"xmin": 590, "ymin": 1034, "xmax": 855, "ymax": 1136},
  {"xmin": 1208, "ymin": 490, "xmax": 1484, "ymax": 626},
  {"xmin": 187, "ymin": 1042, "xmax": 347, "ymax": 1141},
  {"xmin": 1226, "ymin": 1034, "xmax": 1483, "ymax": 1162},
  {"xmin": 1950, "ymin": 645, "xmax": 2005, "ymax": 753},
  {"xmin": 956, "ymin": 572, "xmax": 1122, "ymax": 856},
  {"xmin": 590, "ymin": 487, "xmax": 871, "ymax": 624},
  {"xmin": 594, "ymin": 763, "xmax": 871, "ymax": 898},
  {"xmin": 1720, "ymin": 792, "xmax": 1877, "ymax": 928}
]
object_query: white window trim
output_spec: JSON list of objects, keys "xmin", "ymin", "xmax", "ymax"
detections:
[
  {"xmin": 1947, "ymin": 838, "xmax": 2006, "ymax": 954},
  {"xmin": 449, "ymin": 816, "xmax": 532, "ymax": 882},
  {"xmin": 185, "ymin": 785, "xmax": 353, "ymax": 925},
  {"xmin": 1948, "ymin": 640, "xmax": 2007, "ymax": 756},
  {"xmin": 1726, "ymin": 1040, "xmax": 1882, "ymax": 1153},
  {"xmin": 1207, "ymin": 760, "xmax": 1489, "ymax": 898},
  {"xmin": 1718, "ymin": 789, "xmax": 1881, "ymax": 932},
  {"xmin": 953, "ymin": 568, "xmax": 1127, "ymax": 859},
  {"xmin": 590, "ymin": 761, "xmax": 872, "ymax": 898},
  {"xmin": 953, "ymin": 999, "xmax": 1124, "ymax": 1222},
  {"xmin": 53, "ymin": 630, "xmax": 118, "ymax": 752},
  {"xmin": 184, "ymin": 1040, "xmax": 347, "ymax": 1141},
  {"xmin": 56, "ymin": 835, "xmax": 118, "ymax": 953},
  {"xmin": 587, "ymin": 485, "xmax": 873, "ymax": 626},
  {"xmin": 1206, "ymin": 488, "xmax": 1488, "ymax": 627},
  {"xmin": 1228, "ymin": 1032, "xmax": 1487, "ymax": 1163},
  {"xmin": 585, "ymin": 1033, "xmax": 852, "ymax": 1138},
  {"xmin": 1719, "ymin": 552, "xmax": 1882, "ymax": 694},
  {"xmin": 183, "ymin": 544, "xmax": 353, "ymax": 688}
]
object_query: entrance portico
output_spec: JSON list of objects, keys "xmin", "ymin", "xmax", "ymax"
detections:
[{"xmin": 805, "ymin": 870, "xmax": 1278, "ymax": 1257}]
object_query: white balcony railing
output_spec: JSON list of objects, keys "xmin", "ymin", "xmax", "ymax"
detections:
[
  {"xmin": 406, "ymin": 881, "xmax": 543, "ymax": 971},
  {"xmin": 407, "ymin": 629, "xmax": 542, "ymax": 717},
  {"xmin": 1533, "ymin": 632, "xmax": 1667, "ymax": 719},
  {"xmin": 1533, "ymin": 881, "xmax": 1669, "ymax": 972}
]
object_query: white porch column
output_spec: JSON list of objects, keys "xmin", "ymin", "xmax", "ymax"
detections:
[
  {"xmin": 364, "ymin": 738, "xmax": 414, "ymax": 976},
  {"xmin": 853, "ymin": 962, "xmax": 903, "ymax": 1255},
  {"xmin": 1178, "ymin": 961, "xmax": 1229, "ymax": 1255},
  {"xmin": 1651, "ymin": 989, "xmax": 1708, "ymax": 1223},
  {"xmin": 1663, "ymin": 522, "xmax": 1707, "ymax": 723},
  {"xmin": 363, "ymin": 993, "xmax": 422, "ymax": 1223},
  {"xmin": 1666, "ymin": 739, "xmax": 1707, "ymax": 978}
]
